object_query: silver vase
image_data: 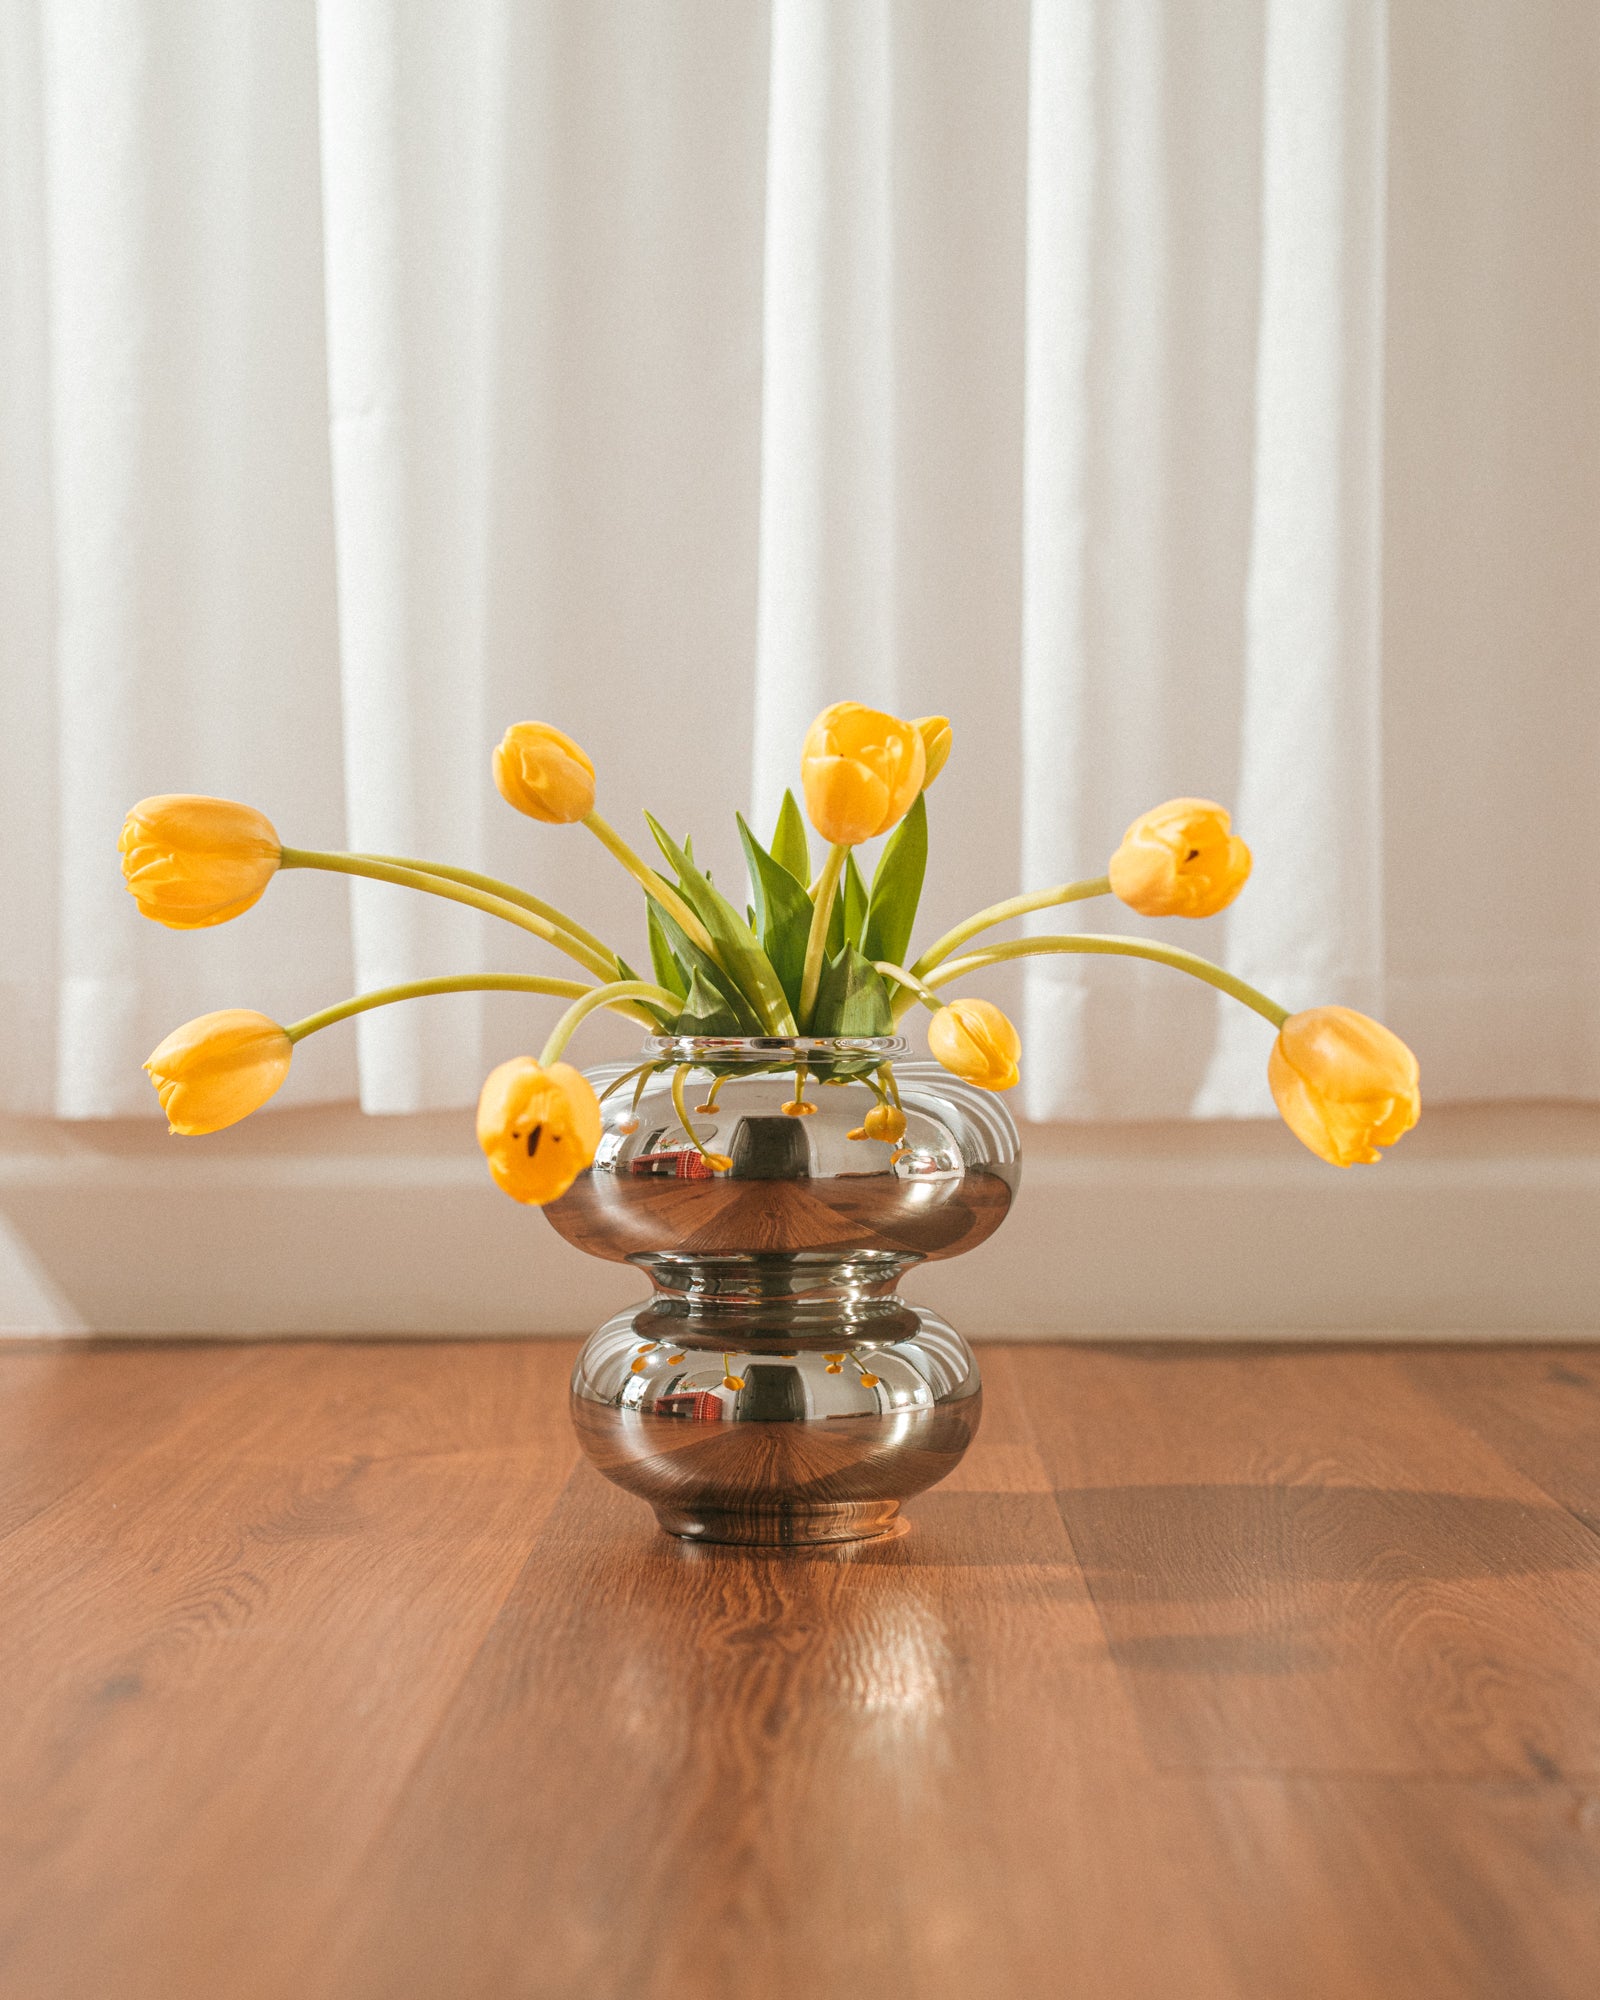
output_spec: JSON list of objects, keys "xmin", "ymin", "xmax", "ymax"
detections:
[{"xmin": 545, "ymin": 1035, "xmax": 1020, "ymax": 1546}]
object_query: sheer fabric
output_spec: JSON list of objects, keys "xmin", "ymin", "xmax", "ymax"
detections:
[{"xmin": 2, "ymin": 0, "xmax": 1595, "ymax": 1118}]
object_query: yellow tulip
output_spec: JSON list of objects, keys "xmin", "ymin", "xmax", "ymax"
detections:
[
  {"xmin": 927, "ymin": 997, "xmax": 1021, "ymax": 1091},
  {"xmin": 144, "ymin": 1009, "xmax": 292, "ymax": 1134},
  {"xmin": 800, "ymin": 703, "xmax": 927, "ymax": 846},
  {"xmin": 492, "ymin": 722, "xmax": 596, "ymax": 825},
  {"xmin": 912, "ymin": 715, "xmax": 952, "ymax": 787},
  {"xmin": 1109, "ymin": 798, "xmax": 1251, "ymax": 919},
  {"xmin": 1268, "ymin": 1006, "xmax": 1420, "ymax": 1167},
  {"xmin": 119, "ymin": 796, "xmax": 281, "ymax": 929},
  {"xmin": 476, "ymin": 1056, "xmax": 602, "ymax": 1204}
]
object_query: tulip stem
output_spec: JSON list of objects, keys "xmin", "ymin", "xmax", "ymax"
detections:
[
  {"xmin": 798, "ymin": 842, "xmax": 849, "ymax": 1027},
  {"xmin": 355, "ymin": 854, "xmax": 621, "ymax": 970},
  {"xmin": 539, "ymin": 981, "xmax": 686, "ymax": 1068},
  {"xmin": 918, "ymin": 934, "xmax": 1290, "ymax": 1027},
  {"xmin": 278, "ymin": 848, "xmax": 622, "ymax": 985},
  {"xmin": 288, "ymin": 973, "xmax": 602, "ymax": 1043},
  {"xmin": 579, "ymin": 810, "xmax": 719, "ymax": 960},
  {"xmin": 910, "ymin": 876, "xmax": 1112, "ymax": 980},
  {"xmin": 873, "ymin": 961, "xmax": 943, "ymax": 1014}
]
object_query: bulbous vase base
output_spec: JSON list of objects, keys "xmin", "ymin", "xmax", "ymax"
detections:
[{"xmin": 569, "ymin": 1302, "xmax": 982, "ymax": 1547}]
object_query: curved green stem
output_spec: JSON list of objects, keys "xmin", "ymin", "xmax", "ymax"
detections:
[
  {"xmin": 538, "ymin": 980, "xmax": 683, "ymax": 1068},
  {"xmin": 287, "ymin": 972, "xmax": 597, "ymax": 1044},
  {"xmin": 356, "ymin": 854, "xmax": 620, "ymax": 969},
  {"xmin": 580, "ymin": 810, "xmax": 717, "ymax": 959},
  {"xmin": 919, "ymin": 933, "xmax": 1290, "ymax": 1028},
  {"xmin": 279, "ymin": 848, "xmax": 620, "ymax": 984},
  {"xmin": 873, "ymin": 960, "xmax": 943, "ymax": 1014},
  {"xmin": 798, "ymin": 842, "xmax": 848, "ymax": 1027},
  {"xmin": 910, "ymin": 875, "xmax": 1112, "ymax": 979}
]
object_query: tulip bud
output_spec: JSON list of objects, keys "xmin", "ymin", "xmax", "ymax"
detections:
[
  {"xmin": 800, "ymin": 703, "xmax": 927, "ymax": 846},
  {"xmin": 1268, "ymin": 1006, "xmax": 1420, "ymax": 1167},
  {"xmin": 912, "ymin": 716, "xmax": 952, "ymax": 787},
  {"xmin": 119, "ymin": 796, "xmax": 281, "ymax": 929},
  {"xmin": 492, "ymin": 722, "xmax": 596, "ymax": 825},
  {"xmin": 927, "ymin": 997, "xmax": 1021, "ymax": 1092},
  {"xmin": 144, "ymin": 1010, "xmax": 293, "ymax": 1134},
  {"xmin": 476, "ymin": 1056, "xmax": 602, "ymax": 1204},
  {"xmin": 1109, "ymin": 798, "xmax": 1251, "ymax": 919}
]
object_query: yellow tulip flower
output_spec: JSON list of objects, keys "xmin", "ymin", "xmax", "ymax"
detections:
[
  {"xmin": 492, "ymin": 722, "xmax": 597, "ymax": 825},
  {"xmin": 476, "ymin": 1056, "xmax": 602, "ymax": 1204},
  {"xmin": 144, "ymin": 1009, "xmax": 293, "ymax": 1134},
  {"xmin": 1109, "ymin": 798, "xmax": 1251, "ymax": 919},
  {"xmin": 1269, "ymin": 1006, "xmax": 1420, "ymax": 1167},
  {"xmin": 912, "ymin": 715, "xmax": 952, "ymax": 787},
  {"xmin": 119, "ymin": 796, "xmax": 281, "ymax": 929},
  {"xmin": 927, "ymin": 997, "xmax": 1021, "ymax": 1091},
  {"xmin": 800, "ymin": 703, "xmax": 927, "ymax": 846}
]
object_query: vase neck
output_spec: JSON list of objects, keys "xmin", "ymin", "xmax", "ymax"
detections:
[{"xmin": 625, "ymin": 1250, "xmax": 922, "ymax": 1345}]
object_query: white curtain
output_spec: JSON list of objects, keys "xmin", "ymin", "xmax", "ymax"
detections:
[{"xmin": 3, "ymin": 0, "xmax": 1597, "ymax": 1122}]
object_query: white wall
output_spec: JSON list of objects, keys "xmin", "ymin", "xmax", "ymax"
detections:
[{"xmin": 4, "ymin": 1103, "xmax": 1595, "ymax": 1339}]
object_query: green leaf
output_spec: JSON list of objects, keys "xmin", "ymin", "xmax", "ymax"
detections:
[
  {"xmin": 824, "ymin": 849, "xmax": 868, "ymax": 957},
  {"xmin": 645, "ymin": 904, "xmax": 687, "ymax": 1001},
  {"xmin": 771, "ymin": 789, "xmax": 812, "ymax": 887},
  {"xmin": 672, "ymin": 968, "xmax": 746, "ymax": 1036},
  {"xmin": 649, "ymin": 900, "xmax": 763, "ymax": 1032},
  {"xmin": 843, "ymin": 851, "xmax": 868, "ymax": 946},
  {"xmin": 809, "ymin": 945, "xmax": 895, "ymax": 1037},
  {"xmin": 615, "ymin": 949, "xmax": 676, "ymax": 1028},
  {"xmin": 861, "ymin": 790, "xmax": 927, "ymax": 970},
  {"xmin": 645, "ymin": 814, "xmax": 797, "ymax": 1033},
  {"xmin": 736, "ymin": 813, "xmax": 814, "ymax": 1018}
]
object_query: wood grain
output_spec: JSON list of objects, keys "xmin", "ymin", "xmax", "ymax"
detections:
[
  {"xmin": 1029, "ymin": 1344, "xmax": 1600, "ymax": 1781},
  {"xmin": 2, "ymin": 1340, "xmax": 1599, "ymax": 2000}
]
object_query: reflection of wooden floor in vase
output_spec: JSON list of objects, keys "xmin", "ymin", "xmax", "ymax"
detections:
[
  {"xmin": 545, "ymin": 1166, "xmax": 1014, "ymax": 1261},
  {"xmin": 571, "ymin": 1394, "xmax": 981, "ymax": 1514}
]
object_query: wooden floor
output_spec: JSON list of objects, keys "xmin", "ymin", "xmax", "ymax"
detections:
[{"xmin": 3, "ymin": 1342, "xmax": 1600, "ymax": 2000}]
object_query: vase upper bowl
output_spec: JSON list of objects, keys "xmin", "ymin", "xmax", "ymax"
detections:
[{"xmin": 542, "ymin": 1035, "xmax": 1020, "ymax": 1270}]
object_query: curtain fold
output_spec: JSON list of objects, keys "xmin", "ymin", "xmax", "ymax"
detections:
[{"xmin": 2, "ymin": 0, "xmax": 1596, "ymax": 1120}]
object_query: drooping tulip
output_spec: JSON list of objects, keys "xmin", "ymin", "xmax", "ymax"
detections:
[
  {"xmin": 120, "ymin": 796, "xmax": 282, "ymax": 929},
  {"xmin": 492, "ymin": 723, "xmax": 597, "ymax": 825},
  {"xmin": 1109, "ymin": 798, "xmax": 1251, "ymax": 919},
  {"xmin": 800, "ymin": 703, "xmax": 927, "ymax": 846},
  {"xmin": 927, "ymin": 997, "xmax": 1021, "ymax": 1092},
  {"xmin": 144, "ymin": 1009, "xmax": 293, "ymax": 1134},
  {"xmin": 1268, "ymin": 1006, "xmax": 1420, "ymax": 1167},
  {"xmin": 912, "ymin": 716, "xmax": 952, "ymax": 787},
  {"xmin": 476, "ymin": 1056, "xmax": 602, "ymax": 1204}
]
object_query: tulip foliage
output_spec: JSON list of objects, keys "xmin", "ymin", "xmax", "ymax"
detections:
[{"xmin": 122, "ymin": 700, "xmax": 1420, "ymax": 1198}]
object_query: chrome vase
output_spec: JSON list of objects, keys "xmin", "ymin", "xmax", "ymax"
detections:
[{"xmin": 545, "ymin": 1035, "xmax": 1019, "ymax": 1546}]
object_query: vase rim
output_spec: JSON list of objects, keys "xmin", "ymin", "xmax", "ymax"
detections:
[{"xmin": 642, "ymin": 1034, "xmax": 909, "ymax": 1060}]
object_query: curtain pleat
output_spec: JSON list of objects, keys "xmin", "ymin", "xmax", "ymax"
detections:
[{"xmin": 1, "ymin": 0, "xmax": 1595, "ymax": 1119}]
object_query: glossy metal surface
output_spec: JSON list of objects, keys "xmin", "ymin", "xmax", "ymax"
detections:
[{"xmin": 549, "ymin": 1037, "xmax": 1018, "ymax": 1544}]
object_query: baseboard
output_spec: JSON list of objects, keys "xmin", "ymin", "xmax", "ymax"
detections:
[{"xmin": 1, "ymin": 1101, "xmax": 1595, "ymax": 1339}]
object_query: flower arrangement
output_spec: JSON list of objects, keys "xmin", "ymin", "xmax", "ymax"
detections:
[{"xmin": 122, "ymin": 703, "xmax": 1420, "ymax": 1197}]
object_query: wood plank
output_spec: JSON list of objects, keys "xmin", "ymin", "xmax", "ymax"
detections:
[
  {"xmin": 1024, "ymin": 1345, "xmax": 1600, "ymax": 1780},
  {"xmin": 5, "ymin": 1342, "xmax": 1600, "ymax": 2000},
  {"xmin": 0, "ymin": 1340, "xmax": 249, "ymax": 1538},
  {"xmin": 298, "ymin": 1347, "xmax": 1260, "ymax": 2000},
  {"xmin": 1402, "ymin": 1346, "xmax": 1600, "ymax": 1534},
  {"xmin": 0, "ymin": 1339, "xmax": 580, "ymax": 2000},
  {"xmin": 1180, "ymin": 1772, "xmax": 1600, "ymax": 2000}
]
